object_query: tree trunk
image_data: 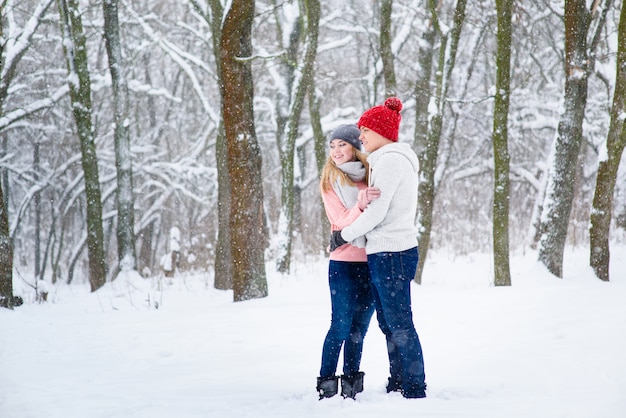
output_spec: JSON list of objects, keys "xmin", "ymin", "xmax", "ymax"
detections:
[
  {"xmin": 221, "ymin": 0, "xmax": 268, "ymax": 301},
  {"xmin": 272, "ymin": 9, "xmax": 300, "ymax": 275},
  {"xmin": 274, "ymin": 0, "xmax": 320, "ymax": 274},
  {"xmin": 0, "ymin": 180, "xmax": 14, "ymax": 308},
  {"xmin": 57, "ymin": 0, "xmax": 107, "ymax": 291},
  {"xmin": 211, "ymin": 2, "xmax": 231, "ymax": 289},
  {"xmin": 538, "ymin": 0, "xmax": 590, "ymax": 278},
  {"xmin": 1, "ymin": 1, "xmax": 54, "ymax": 293},
  {"xmin": 214, "ymin": 123, "xmax": 233, "ymax": 290},
  {"xmin": 589, "ymin": 1, "xmax": 626, "ymax": 281},
  {"xmin": 34, "ymin": 141, "xmax": 42, "ymax": 279},
  {"xmin": 413, "ymin": 2, "xmax": 436, "ymax": 285},
  {"xmin": 414, "ymin": 0, "xmax": 467, "ymax": 284},
  {"xmin": 308, "ymin": 78, "xmax": 329, "ymax": 249},
  {"xmin": 200, "ymin": 0, "xmax": 232, "ymax": 290},
  {"xmin": 137, "ymin": 221, "xmax": 154, "ymax": 276},
  {"xmin": 492, "ymin": 0, "xmax": 513, "ymax": 286},
  {"xmin": 1, "ymin": 138, "xmax": 7, "ymax": 214},
  {"xmin": 380, "ymin": 0, "xmax": 396, "ymax": 97},
  {"xmin": 103, "ymin": 0, "xmax": 137, "ymax": 273}
]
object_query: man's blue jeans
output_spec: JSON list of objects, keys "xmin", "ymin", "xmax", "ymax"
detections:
[
  {"xmin": 368, "ymin": 247, "xmax": 426, "ymax": 397},
  {"xmin": 320, "ymin": 261, "xmax": 375, "ymax": 378}
]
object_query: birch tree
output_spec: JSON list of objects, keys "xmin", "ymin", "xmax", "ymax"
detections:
[
  {"xmin": 589, "ymin": 0, "xmax": 626, "ymax": 281},
  {"xmin": 57, "ymin": 0, "xmax": 106, "ymax": 291},
  {"xmin": 221, "ymin": 0, "xmax": 268, "ymax": 301},
  {"xmin": 103, "ymin": 0, "xmax": 137, "ymax": 274},
  {"xmin": 492, "ymin": 0, "xmax": 513, "ymax": 286}
]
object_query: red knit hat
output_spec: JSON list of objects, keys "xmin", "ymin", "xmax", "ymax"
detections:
[{"xmin": 357, "ymin": 97, "xmax": 403, "ymax": 142}]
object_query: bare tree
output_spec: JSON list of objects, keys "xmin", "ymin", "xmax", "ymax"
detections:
[
  {"xmin": 538, "ymin": 0, "xmax": 611, "ymax": 277},
  {"xmin": 0, "ymin": 0, "xmax": 623, "ymax": 289},
  {"xmin": 380, "ymin": 0, "xmax": 396, "ymax": 97},
  {"xmin": 414, "ymin": 0, "xmax": 467, "ymax": 283},
  {"xmin": 126, "ymin": 1, "xmax": 221, "ymax": 278},
  {"xmin": 221, "ymin": 0, "xmax": 267, "ymax": 301},
  {"xmin": 271, "ymin": 0, "xmax": 320, "ymax": 274},
  {"xmin": 0, "ymin": 179, "xmax": 13, "ymax": 308},
  {"xmin": 1, "ymin": 0, "xmax": 55, "ymax": 290},
  {"xmin": 57, "ymin": 0, "xmax": 106, "ymax": 291},
  {"xmin": 589, "ymin": 0, "xmax": 626, "ymax": 281},
  {"xmin": 196, "ymin": 0, "xmax": 232, "ymax": 290},
  {"xmin": 492, "ymin": 0, "xmax": 513, "ymax": 286},
  {"xmin": 103, "ymin": 0, "xmax": 137, "ymax": 274}
]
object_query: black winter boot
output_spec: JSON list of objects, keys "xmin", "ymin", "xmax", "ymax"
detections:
[
  {"xmin": 340, "ymin": 371, "xmax": 365, "ymax": 399},
  {"xmin": 386, "ymin": 377, "xmax": 402, "ymax": 393},
  {"xmin": 316, "ymin": 375, "xmax": 339, "ymax": 399}
]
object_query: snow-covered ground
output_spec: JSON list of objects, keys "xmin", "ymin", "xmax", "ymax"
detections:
[{"xmin": 1, "ymin": 247, "xmax": 625, "ymax": 418}]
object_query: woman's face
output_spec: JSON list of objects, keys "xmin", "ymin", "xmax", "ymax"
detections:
[{"xmin": 329, "ymin": 139, "xmax": 355, "ymax": 165}]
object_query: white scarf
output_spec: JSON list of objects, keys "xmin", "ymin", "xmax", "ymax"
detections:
[{"xmin": 331, "ymin": 161, "xmax": 366, "ymax": 248}]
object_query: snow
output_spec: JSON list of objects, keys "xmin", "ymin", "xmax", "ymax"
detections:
[{"xmin": 2, "ymin": 247, "xmax": 626, "ymax": 418}]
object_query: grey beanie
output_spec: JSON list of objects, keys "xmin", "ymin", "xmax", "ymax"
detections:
[{"xmin": 329, "ymin": 124, "xmax": 361, "ymax": 151}]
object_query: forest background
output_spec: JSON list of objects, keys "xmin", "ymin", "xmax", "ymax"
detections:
[{"xmin": 1, "ymin": 0, "xmax": 625, "ymax": 303}]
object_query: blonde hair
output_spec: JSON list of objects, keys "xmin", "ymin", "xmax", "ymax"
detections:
[{"xmin": 320, "ymin": 149, "xmax": 370, "ymax": 194}]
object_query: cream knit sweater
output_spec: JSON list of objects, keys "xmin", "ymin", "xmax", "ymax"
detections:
[{"xmin": 341, "ymin": 142, "xmax": 419, "ymax": 255}]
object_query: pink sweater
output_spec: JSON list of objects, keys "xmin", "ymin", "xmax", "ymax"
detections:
[{"xmin": 321, "ymin": 183, "xmax": 368, "ymax": 262}]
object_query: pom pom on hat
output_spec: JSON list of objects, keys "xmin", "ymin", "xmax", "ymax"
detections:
[
  {"xmin": 357, "ymin": 97, "xmax": 403, "ymax": 142},
  {"xmin": 329, "ymin": 124, "xmax": 361, "ymax": 150}
]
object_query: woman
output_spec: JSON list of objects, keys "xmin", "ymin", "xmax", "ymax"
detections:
[
  {"xmin": 317, "ymin": 124, "xmax": 379, "ymax": 400},
  {"xmin": 330, "ymin": 98, "xmax": 427, "ymax": 399}
]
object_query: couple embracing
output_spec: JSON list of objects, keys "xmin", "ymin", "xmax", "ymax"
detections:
[{"xmin": 317, "ymin": 97, "xmax": 427, "ymax": 400}]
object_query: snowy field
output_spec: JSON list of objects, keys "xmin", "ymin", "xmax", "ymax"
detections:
[{"xmin": 1, "ymin": 247, "xmax": 626, "ymax": 418}]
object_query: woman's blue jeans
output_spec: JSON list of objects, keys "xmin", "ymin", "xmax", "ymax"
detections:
[
  {"xmin": 368, "ymin": 247, "xmax": 426, "ymax": 397},
  {"xmin": 320, "ymin": 261, "xmax": 375, "ymax": 378}
]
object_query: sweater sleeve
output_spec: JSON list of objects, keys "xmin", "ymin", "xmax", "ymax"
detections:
[
  {"xmin": 321, "ymin": 188, "xmax": 363, "ymax": 230},
  {"xmin": 341, "ymin": 153, "xmax": 403, "ymax": 242}
]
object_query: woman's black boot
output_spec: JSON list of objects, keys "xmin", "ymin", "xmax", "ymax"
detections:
[
  {"xmin": 316, "ymin": 375, "xmax": 339, "ymax": 399},
  {"xmin": 340, "ymin": 371, "xmax": 365, "ymax": 399}
]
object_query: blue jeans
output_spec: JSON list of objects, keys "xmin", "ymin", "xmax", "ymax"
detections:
[
  {"xmin": 368, "ymin": 247, "xmax": 426, "ymax": 397},
  {"xmin": 320, "ymin": 261, "xmax": 375, "ymax": 378}
]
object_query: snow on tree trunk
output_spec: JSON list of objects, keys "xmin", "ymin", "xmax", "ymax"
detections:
[
  {"xmin": 589, "ymin": 1, "xmax": 626, "ymax": 281},
  {"xmin": 221, "ymin": 0, "xmax": 268, "ymax": 302},
  {"xmin": 274, "ymin": 0, "xmax": 320, "ymax": 274},
  {"xmin": 58, "ymin": 0, "xmax": 107, "ymax": 292},
  {"xmin": 103, "ymin": 0, "xmax": 137, "ymax": 273},
  {"xmin": 538, "ymin": 0, "xmax": 590, "ymax": 278},
  {"xmin": 308, "ymin": 81, "xmax": 329, "ymax": 250},
  {"xmin": 414, "ymin": 0, "xmax": 467, "ymax": 284}
]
